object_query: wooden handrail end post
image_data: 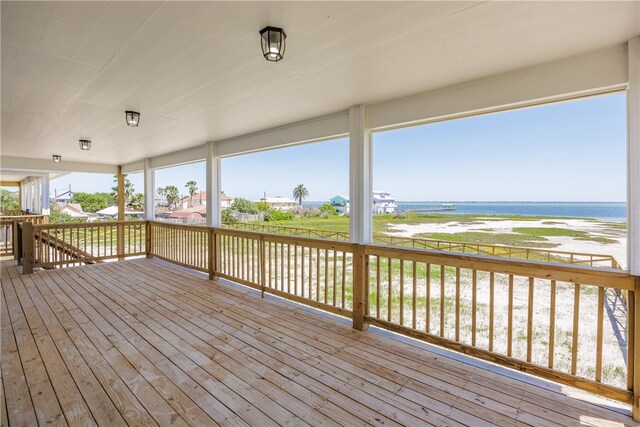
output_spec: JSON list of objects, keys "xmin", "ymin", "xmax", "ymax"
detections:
[
  {"xmin": 145, "ymin": 221, "xmax": 152, "ymax": 258},
  {"xmin": 21, "ymin": 221, "xmax": 34, "ymax": 274},
  {"xmin": 208, "ymin": 228, "xmax": 215, "ymax": 280},
  {"xmin": 352, "ymin": 243, "xmax": 368, "ymax": 331}
]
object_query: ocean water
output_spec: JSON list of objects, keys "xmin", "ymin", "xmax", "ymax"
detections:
[
  {"xmin": 400, "ymin": 202, "xmax": 627, "ymax": 222},
  {"xmin": 305, "ymin": 201, "xmax": 627, "ymax": 222}
]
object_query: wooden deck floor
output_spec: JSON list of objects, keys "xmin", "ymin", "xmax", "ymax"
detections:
[{"xmin": 1, "ymin": 258, "xmax": 637, "ymax": 427}]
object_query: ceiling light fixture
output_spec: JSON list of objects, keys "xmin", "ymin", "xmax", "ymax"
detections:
[
  {"xmin": 260, "ymin": 26, "xmax": 286, "ymax": 62},
  {"xmin": 52, "ymin": 155, "xmax": 62, "ymax": 163},
  {"xmin": 125, "ymin": 110, "xmax": 140, "ymax": 127},
  {"xmin": 79, "ymin": 139, "xmax": 91, "ymax": 150}
]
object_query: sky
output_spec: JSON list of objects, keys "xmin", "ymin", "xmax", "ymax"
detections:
[{"xmin": 50, "ymin": 93, "xmax": 627, "ymax": 202}]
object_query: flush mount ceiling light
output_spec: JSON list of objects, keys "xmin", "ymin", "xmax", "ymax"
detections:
[
  {"xmin": 79, "ymin": 139, "xmax": 91, "ymax": 150},
  {"xmin": 52, "ymin": 155, "xmax": 62, "ymax": 163},
  {"xmin": 260, "ymin": 26, "xmax": 286, "ymax": 62},
  {"xmin": 125, "ymin": 110, "xmax": 140, "ymax": 127}
]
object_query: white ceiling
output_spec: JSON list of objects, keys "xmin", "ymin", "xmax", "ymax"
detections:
[{"xmin": 1, "ymin": 1, "xmax": 639, "ymax": 167}]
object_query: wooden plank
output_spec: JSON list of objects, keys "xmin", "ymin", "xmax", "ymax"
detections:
[
  {"xmin": 122, "ymin": 260, "xmax": 612, "ymax": 427},
  {"xmin": 527, "ymin": 277, "xmax": 534, "ymax": 363},
  {"xmin": 507, "ymin": 274, "xmax": 514, "ymax": 357}
]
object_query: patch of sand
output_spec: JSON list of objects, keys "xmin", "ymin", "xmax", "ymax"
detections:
[{"xmin": 386, "ymin": 218, "xmax": 627, "ymax": 269}]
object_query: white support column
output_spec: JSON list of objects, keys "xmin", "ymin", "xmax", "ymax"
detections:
[
  {"xmin": 143, "ymin": 158, "xmax": 155, "ymax": 220},
  {"xmin": 41, "ymin": 176, "xmax": 50, "ymax": 215},
  {"xmin": 206, "ymin": 142, "xmax": 221, "ymax": 227},
  {"xmin": 33, "ymin": 179, "xmax": 41, "ymax": 214},
  {"xmin": 628, "ymin": 36, "xmax": 640, "ymax": 275},
  {"xmin": 349, "ymin": 104, "xmax": 372, "ymax": 244}
]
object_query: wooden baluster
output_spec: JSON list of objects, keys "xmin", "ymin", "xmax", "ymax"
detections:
[
  {"xmin": 472, "ymin": 270, "xmax": 477, "ymax": 346},
  {"xmin": 507, "ymin": 274, "xmax": 514, "ymax": 357},
  {"xmin": 549, "ymin": 280, "xmax": 557, "ymax": 369},
  {"xmin": 426, "ymin": 263, "xmax": 431, "ymax": 333},
  {"xmin": 399, "ymin": 260, "xmax": 404, "ymax": 326},
  {"xmin": 308, "ymin": 246, "xmax": 313, "ymax": 298},
  {"xmin": 287, "ymin": 244, "xmax": 291, "ymax": 294},
  {"xmin": 489, "ymin": 272, "xmax": 495, "ymax": 352},
  {"xmin": 316, "ymin": 247, "xmax": 321, "ymax": 302},
  {"xmin": 571, "ymin": 283, "xmax": 581, "ymax": 375},
  {"xmin": 301, "ymin": 246, "xmax": 306, "ymax": 298},
  {"xmin": 376, "ymin": 256, "xmax": 381, "ymax": 318},
  {"xmin": 440, "ymin": 265, "xmax": 445, "ymax": 337},
  {"xmin": 527, "ymin": 277, "xmax": 534, "ymax": 363},
  {"xmin": 341, "ymin": 252, "xmax": 346, "ymax": 309},
  {"xmin": 595, "ymin": 286, "xmax": 605, "ymax": 382},
  {"xmin": 324, "ymin": 248, "xmax": 329, "ymax": 304},
  {"xmin": 332, "ymin": 250, "xmax": 337, "ymax": 306},
  {"xmin": 412, "ymin": 261, "xmax": 417, "ymax": 330},
  {"xmin": 294, "ymin": 245, "xmax": 298, "ymax": 295},
  {"xmin": 388, "ymin": 258, "xmax": 392, "ymax": 323},
  {"xmin": 455, "ymin": 267, "xmax": 460, "ymax": 341}
]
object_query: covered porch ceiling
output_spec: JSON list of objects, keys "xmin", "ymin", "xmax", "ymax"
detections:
[{"xmin": 1, "ymin": 1, "xmax": 639, "ymax": 168}]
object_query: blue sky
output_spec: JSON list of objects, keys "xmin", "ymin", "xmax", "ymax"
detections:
[{"xmin": 50, "ymin": 93, "xmax": 627, "ymax": 202}]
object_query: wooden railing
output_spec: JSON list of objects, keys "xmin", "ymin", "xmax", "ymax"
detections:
[
  {"xmin": 0, "ymin": 215, "xmax": 48, "ymax": 256},
  {"xmin": 363, "ymin": 244, "xmax": 637, "ymax": 405},
  {"xmin": 21, "ymin": 220, "xmax": 146, "ymax": 272},
  {"xmin": 18, "ymin": 220, "xmax": 640, "ymax": 417},
  {"xmin": 229, "ymin": 222, "xmax": 622, "ymax": 269}
]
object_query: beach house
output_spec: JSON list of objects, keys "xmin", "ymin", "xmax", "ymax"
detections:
[
  {"xmin": 256, "ymin": 196, "xmax": 298, "ymax": 211},
  {"xmin": 330, "ymin": 194, "xmax": 350, "ymax": 214},
  {"xmin": 1, "ymin": 2, "xmax": 639, "ymax": 424},
  {"xmin": 178, "ymin": 191, "xmax": 234, "ymax": 210},
  {"xmin": 372, "ymin": 190, "xmax": 398, "ymax": 214}
]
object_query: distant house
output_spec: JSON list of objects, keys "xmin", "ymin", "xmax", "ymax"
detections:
[
  {"xmin": 56, "ymin": 203, "xmax": 88, "ymax": 219},
  {"xmin": 256, "ymin": 196, "xmax": 297, "ymax": 211},
  {"xmin": 178, "ymin": 192, "xmax": 234, "ymax": 210},
  {"xmin": 372, "ymin": 191, "xmax": 397, "ymax": 214},
  {"xmin": 330, "ymin": 195, "xmax": 350, "ymax": 214},
  {"xmin": 96, "ymin": 205, "xmax": 144, "ymax": 219},
  {"xmin": 52, "ymin": 186, "xmax": 73, "ymax": 203}
]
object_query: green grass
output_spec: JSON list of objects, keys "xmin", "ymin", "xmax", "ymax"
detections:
[
  {"xmin": 575, "ymin": 236, "xmax": 618, "ymax": 244},
  {"xmin": 414, "ymin": 231, "xmax": 558, "ymax": 248},
  {"xmin": 512, "ymin": 227, "xmax": 589, "ymax": 238}
]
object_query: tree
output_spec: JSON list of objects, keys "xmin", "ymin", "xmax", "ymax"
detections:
[
  {"xmin": 130, "ymin": 193, "xmax": 145, "ymax": 211},
  {"xmin": 185, "ymin": 180, "xmax": 198, "ymax": 207},
  {"xmin": 0, "ymin": 189, "xmax": 20, "ymax": 211},
  {"xmin": 230, "ymin": 198, "xmax": 258, "ymax": 214},
  {"xmin": 292, "ymin": 184, "xmax": 309, "ymax": 206},
  {"xmin": 157, "ymin": 185, "xmax": 180, "ymax": 210},
  {"xmin": 70, "ymin": 192, "xmax": 113, "ymax": 213},
  {"xmin": 111, "ymin": 175, "xmax": 135, "ymax": 204}
]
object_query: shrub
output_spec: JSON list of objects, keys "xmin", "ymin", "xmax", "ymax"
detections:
[
  {"xmin": 221, "ymin": 209, "xmax": 236, "ymax": 224},
  {"xmin": 265, "ymin": 209, "xmax": 295, "ymax": 222},
  {"xmin": 231, "ymin": 198, "xmax": 258, "ymax": 214},
  {"xmin": 319, "ymin": 203, "xmax": 338, "ymax": 216}
]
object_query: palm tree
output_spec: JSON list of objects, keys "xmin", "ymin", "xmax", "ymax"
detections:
[
  {"xmin": 292, "ymin": 184, "xmax": 309, "ymax": 206},
  {"xmin": 111, "ymin": 174, "xmax": 135, "ymax": 204},
  {"xmin": 157, "ymin": 185, "xmax": 180, "ymax": 210},
  {"xmin": 130, "ymin": 193, "xmax": 145, "ymax": 211},
  {"xmin": 185, "ymin": 180, "xmax": 198, "ymax": 207}
]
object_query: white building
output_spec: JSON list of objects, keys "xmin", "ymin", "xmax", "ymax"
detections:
[
  {"xmin": 372, "ymin": 191, "xmax": 397, "ymax": 214},
  {"xmin": 256, "ymin": 197, "xmax": 297, "ymax": 211}
]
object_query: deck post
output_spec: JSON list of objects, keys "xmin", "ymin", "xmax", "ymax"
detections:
[
  {"xmin": 206, "ymin": 142, "xmax": 221, "ymax": 228},
  {"xmin": 628, "ymin": 36, "xmax": 639, "ymax": 276},
  {"xmin": 117, "ymin": 165, "xmax": 125, "ymax": 261},
  {"xmin": 12, "ymin": 219, "xmax": 20, "ymax": 260},
  {"xmin": 352, "ymin": 243, "xmax": 368, "ymax": 331},
  {"xmin": 21, "ymin": 221, "xmax": 33, "ymax": 274},
  {"xmin": 145, "ymin": 221, "xmax": 152, "ymax": 258},
  {"xmin": 208, "ymin": 228, "xmax": 215, "ymax": 280},
  {"xmin": 144, "ymin": 159, "xmax": 155, "ymax": 221}
]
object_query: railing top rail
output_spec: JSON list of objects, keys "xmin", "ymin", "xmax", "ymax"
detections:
[
  {"xmin": 149, "ymin": 220, "xmax": 207, "ymax": 231},
  {"xmin": 32, "ymin": 219, "xmax": 147, "ymax": 229},
  {"xmin": 365, "ymin": 243, "xmax": 635, "ymax": 290},
  {"xmin": 0, "ymin": 214, "xmax": 47, "ymax": 220}
]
